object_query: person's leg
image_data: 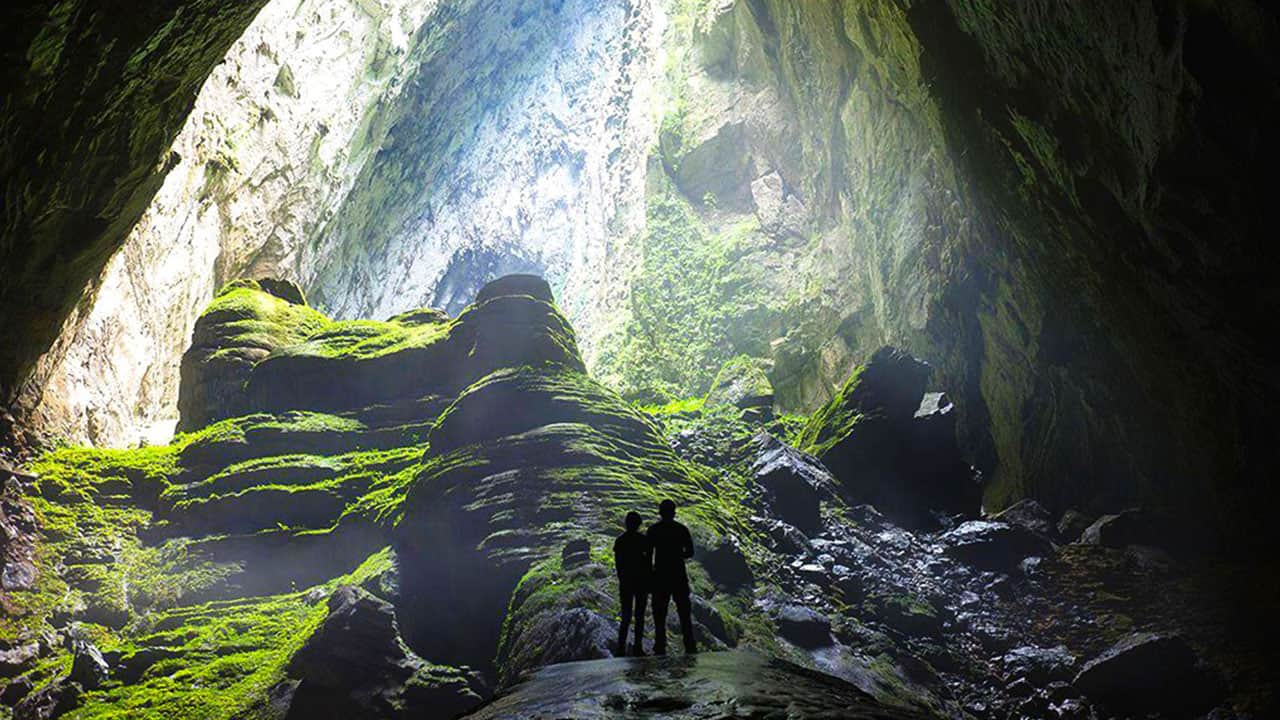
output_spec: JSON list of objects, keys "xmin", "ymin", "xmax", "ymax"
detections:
[
  {"xmin": 652, "ymin": 590, "xmax": 669, "ymax": 654},
  {"xmin": 675, "ymin": 590, "xmax": 695, "ymax": 653},
  {"xmin": 632, "ymin": 592, "xmax": 648, "ymax": 654},
  {"xmin": 618, "ymin": 587, "xmax": 634, "ymax": 654}
]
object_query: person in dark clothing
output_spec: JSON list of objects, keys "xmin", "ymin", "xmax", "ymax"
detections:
[
  {"xmin": 613, "ymin": 511, "xmax": 652, "ymax": 656},
  {"xmin": 646, "ymin": 499, "xmax": 696, "ymax": 654}
]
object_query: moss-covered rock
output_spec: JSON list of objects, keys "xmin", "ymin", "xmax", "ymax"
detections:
[
  {"xmin": 705, "ymin": 355, "xmax": 774, "ymax": 415},
  {"xmin": 797, "ymin": 347, "xmax": 978, "ymax": 528},
  {"xmin": 176, "ymin": 280, "xmax": 328, "ymax": 431}
]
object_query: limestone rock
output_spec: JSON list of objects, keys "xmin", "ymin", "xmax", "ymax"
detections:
[
  {"xmin": 285, "ymin": 585, "xmax": 482, "ymax": 720},
  {"xmin": 1000, "ymin": 645, "xmax": 1076, "ymax": 685},
  {"xmin": 797, "ymin": 347, "xmax": 978, "ymax": 527},
  {"xmin": 750, "ymin": 172, "xmax": 805, "ymax": 238},
  {"xmin": 705, "ymin": 356, "xmax": 774, "ymax": 415},
  {"xmin": 1073, "ymin": 633, "xmax": 1224, "ymax": 716},
  {"xmin": 775, "ymin": 605, "xmax": 833, "ymax": 649},
  {"xmin": 176, "ymin": 280, "xmax": 328, "ymax": 431},
  {"xmin": 940, "ymin": 521, "xmax": 1052, "ymax": 571},
  {"xmin": 463, "ymin": 651, "xmax": 927, "ymax": 720},
  {"xmin": 750, "ymin": 434, "xmax": 833, "ymax": 534},
  {"xmin": 1056, "ymin": 509, "xmax": 1094, "ymax": 543},
  {"xmin": 67, "ymin": 637, "xmax": 108, "ymax": 691},
  {"xmin": 1079, "ymin": 509, "xmax": 1177, "ymax": 550},
  {"xmin": 991, "ymin": 499, "xmax": 1056, "ymax": 539}
]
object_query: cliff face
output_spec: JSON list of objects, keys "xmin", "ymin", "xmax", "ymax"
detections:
[
  {"xmin": 15, "ymin": 0, "xmax": 445, "ymax": 447},
  {"xmin": 0, "ymin": 0, "xmax": 271, "ymax": 412},
  {"xmin": 8, "ymin": 0, "xmax": 1280, "ymax": 544}
]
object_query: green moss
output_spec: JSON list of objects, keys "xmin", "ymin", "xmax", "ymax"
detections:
[
  {"xmin": 595, "ymin": 180, "xmax": 781, "ymax": 401},
  {"xmin": 793, "ymin": 364, "xmax": 867, "ymax": 455},
  {"xmin": 198, "ymin": 285, "xmax": 328, "ymax": 362},
  {"xmin": 270, "ymin": 317, "xmax": 451, "ymax": 362},
  {"xmin": 634, "ymin": 396, "xmax": 705, "ymax": 416}
]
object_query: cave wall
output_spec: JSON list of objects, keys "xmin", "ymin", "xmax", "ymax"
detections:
[
  {"xmin": 15, "ymin": 0, "xmax": 440, "ymax": 447},
  {"xmin": 905, "ymin": 0, "xmax": 1280, "ymax": 540},
  {"xmin": 592, "ymin": 0, "xmax": 1279, "ymax": 545},
  {"xmin": 4, "ymin": 0, "xmax": 1277, "ymax": 545},
  {"xmin": 0, "ymin": 0, "xmax": 271, "ymax": 414}
]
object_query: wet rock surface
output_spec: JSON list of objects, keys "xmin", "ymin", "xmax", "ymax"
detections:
[{"xmin": 463, "ymin": 651, "xmax": 929, "ymax": 720}]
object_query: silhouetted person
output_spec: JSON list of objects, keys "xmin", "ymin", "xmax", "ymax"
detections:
[
  {"xmin": 647, "ymin": 499, "xmax": 696, "ymax": 654},
  {"xmin": 613, "ymin": 511, "xmax": 651, "ymax": 656}
]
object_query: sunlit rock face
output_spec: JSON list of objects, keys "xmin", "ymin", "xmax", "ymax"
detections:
[
  {"xmin": 21, "ymin": 0, "xmax": 442, "ymax": 446},
  {"xmin": 25, "ymin": 0, "xmax": 659, "ymax": 448},
  {"xmin": 304, "ymin": 0, "xmax": 660, "ymax": 334}
]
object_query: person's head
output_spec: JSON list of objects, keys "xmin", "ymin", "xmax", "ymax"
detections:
[
  {"xmin": 625, "ymin": 511, "xmax": 642, "ymax": 532},
  {"xmin": 659, "ymin": 499, "xmax": 676, "ymax": 520}
]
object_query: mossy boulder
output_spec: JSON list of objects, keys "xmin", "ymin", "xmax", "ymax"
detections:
[
  {"xmin": 177, "ymin": 279, "xmax": 328, "ymax": 431},
  {"xmin": 284, "ymin": 585, "xmax": 482, "ymax": 719},
  {"xmin": 797, "ymin": 347, "xmax": 978, "ymax": 528},
  {"xmin": 394, "ymin": 358, "xmax": 745, "ymax": 684},
  {"xmin": 705, "ymin": 355, "xmax": 774, "ymax": 416},
  {"xmin": 178, "ymin": 275, "xmax": 583, "ymax": 424}
]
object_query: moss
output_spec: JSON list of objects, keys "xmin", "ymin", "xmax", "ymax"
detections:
[
  {"xmin": 269, "ymin": 317, "xmax": 451, "ymax": 362},
  {"xmin": 197, "ymin": 285, "xmax": 328, "ymax": 363},
  {"xmin": 594, "ymin": 180, "xmax": 782, "ymax": 401},
  {"xmin": 634, "ymin": 396, "xmax": 705, "ymax": 416},
  {"xmin": 793, "ymin": 363, "xmax": 867, "ymax": 455}
]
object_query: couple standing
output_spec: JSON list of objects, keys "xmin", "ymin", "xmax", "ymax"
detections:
[{"xmin": 612, "ymin": 499, "xmax": 696, "ymax": 656}]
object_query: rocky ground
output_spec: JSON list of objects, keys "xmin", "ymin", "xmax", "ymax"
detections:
[{"xmin": 0, "ymin": 275, "xmax": 1275, "ymax": 720}]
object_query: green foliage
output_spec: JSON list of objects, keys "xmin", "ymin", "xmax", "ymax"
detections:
[
  {"xmin": 595, "ymin": 181, "xmax": 779, "ymax": 401},
  {"xmin": 633, "ymin": 396, "xmax": 705, "ymax": 416}
]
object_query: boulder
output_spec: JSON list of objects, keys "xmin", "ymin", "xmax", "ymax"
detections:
[
  {"xmin": 750, "ymin": 171, "xmax": 805, "ymax": 239},
  {"xmin": 1079, "ymin": 509, "xmax": 1177, "ymax": 550},
  {"xmin": 940, "ymin": 521, "xmax": 1053, "ymax": 570},
  {"xmin": 775, "ymin": 605, "xmax": 833, "ymax": 649},
  {"xmin": 1073, "ymin": 632, "xmax": 1224, "ymax": 716},
  {"xmin": 12, "ymin": 679, "xmax": 82, "ymax": 720},
  {"xmin": 991, "ymin": 499, "xmax": 1056, "ymax": 538},
  {"xmin": 285, "ymin": 586, "xmax": 481, "ymax": 720},
  {"xmin": 67, "ymin": 637, "xmax": 108, "ymax": 691},
  {"xmin": 1000, "ymin": 645, "xmax": 1077, "ymax": 685},
  {"xmin": 796, "ymin": 348, "xmax": 978, "ymax": 528},
  {"xmin": 868, "ymin": 593, "xmax": 942, "ymax": 638},
  {"xmin": 705, "ymin": 356, "xmax": 774, "ymax": 415},
  {"xmin": 700, "ymin": 537, "xmax": 754, "ymax": 590},
  {"xmin": 1056, "ymin": 509, "xmax": 1094, "ymax": 543},
  {"xmin": 0, "ymin": 673, "xmax": 33, "ymax": 705},
  {"xmin": 0, "ymin": 643, "xmax": 38, "ymax": 678},
  {"xmin": 750, "ymin": 434, "xmax": 832, "ymax": 533}
]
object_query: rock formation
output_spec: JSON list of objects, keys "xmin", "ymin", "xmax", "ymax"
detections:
[{"xmin": 1, "ymin": 275, "xmax": 1271, "ymax": 719}]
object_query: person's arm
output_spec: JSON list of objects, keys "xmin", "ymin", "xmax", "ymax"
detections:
[
  {"xmin": 681, "ymin": 526, "xmax": 694, "ymax": 559},
  {"xmin": 613, "ymin": 537, "xmax": 623, "ymax": 579}
]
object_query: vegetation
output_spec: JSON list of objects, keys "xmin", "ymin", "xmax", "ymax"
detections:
[{"xmin": 595, "ymin": 180, "xmax": 781, "ymax": 402}]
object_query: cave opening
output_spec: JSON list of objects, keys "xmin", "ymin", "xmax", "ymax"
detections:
[{"xmin": 3, "ymin": 0, "xmax": 1279, "ymax": 718}]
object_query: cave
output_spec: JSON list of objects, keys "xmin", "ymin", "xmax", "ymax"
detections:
[{"xmin": 1, "ymin": 1, "xmax": 1277, "ymax": 718}]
